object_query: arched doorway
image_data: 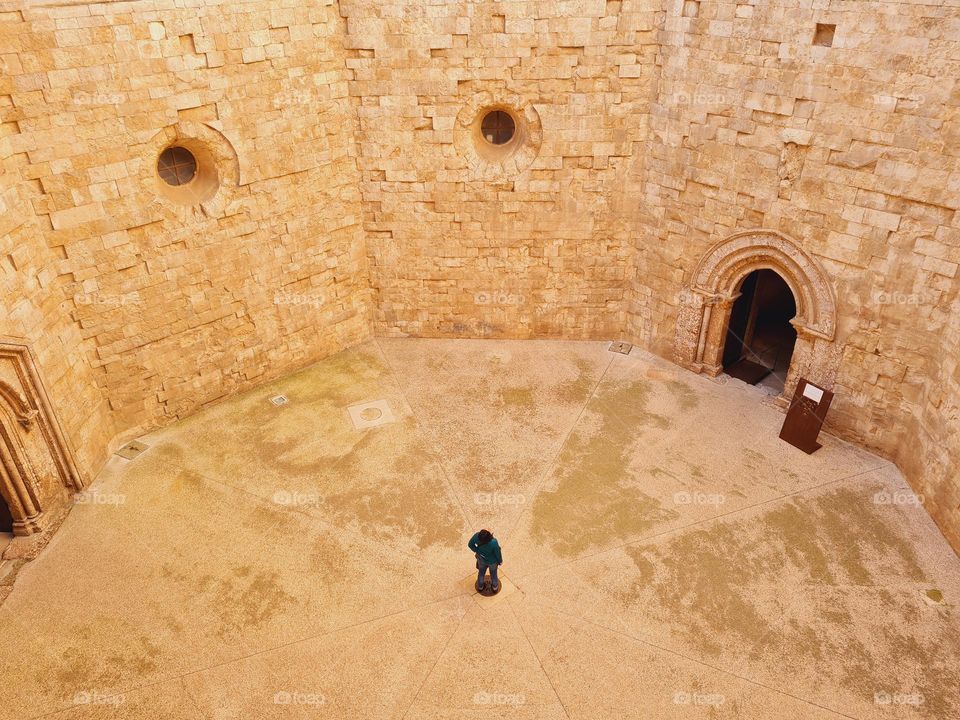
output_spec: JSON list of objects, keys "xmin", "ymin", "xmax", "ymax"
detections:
[
  {"xmin": 674, "ymin": 230, "xmax": 839, "ymax": 402},
  {"xmin": 0, "ymin": 491, "xmax": 12, "ymax": 533},
  {"xmin": 0, "ymin": 341, "xmax": 84, "ymax": 536},
  {"xmin": 722, "ymin": 269, "xmax": 798, "ymax": 395},
  {"xmin": 0, "ymin": 489, "xmax": 12, "ymax": 555}
]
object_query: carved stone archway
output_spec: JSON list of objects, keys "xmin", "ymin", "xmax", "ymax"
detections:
[
  {"xmin": 0, "ymin": 341, "xmax": 83, "ymax": 535},
  {"xmin": 674, "ymin": 230, "xmax": 840, "ymax": 399}
]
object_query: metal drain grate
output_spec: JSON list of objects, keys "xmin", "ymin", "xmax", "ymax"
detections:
[
  {"xmin": 116, "ymin": 440, "xmax": 149, "ymax": 460},
  {"xmin": 270, "ymin": 395, "xmax": 289, "ymax": 406},
  {"xmin": 609, "ymin": 341, "xmax": 633, "ymax": 355}
]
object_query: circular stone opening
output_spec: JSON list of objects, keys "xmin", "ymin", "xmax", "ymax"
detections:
[
  {"xmin": 359, "ymin": 407, "xmax": 383, "ymax": 421},
  {"xmin": 157, "ymin": 146, "xmax": 197, "ymax": 186},
  {"xmin": 455, "ymin": 98, "xmax": 541, "ymax": 178},
  {"xmin": 153, "ymin": 138, "xmax": 220, "ymax": 207},
  {"xmin": 480, "ymin": 110, "xmax": 516, "ymax": 146}
]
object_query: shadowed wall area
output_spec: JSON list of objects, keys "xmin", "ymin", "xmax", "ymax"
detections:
[{"xmin": 0, "ymin": 0, "xmax": 957, "ymax": 559}]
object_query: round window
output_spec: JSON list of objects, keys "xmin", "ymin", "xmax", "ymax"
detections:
[
  {"xmin": 480, "ymin": 110, "xmax": 516, "ymax": 145},
  {"xmin": 157, "ymin": 146, "xmax": 198, "ymax": 186}
]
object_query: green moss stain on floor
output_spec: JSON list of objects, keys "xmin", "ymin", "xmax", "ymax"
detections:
[
  {"xmin": 319, "ymin": 417, "xmax": 464, "ymax": 550},
  {"xmin": 242, "ymin": 349, "xmax": 394, "ymax": 473},
  {"xmin": 624, "ymin": 488, "xmax": 928, "ymax": 637},
  {"xmin": 531, "ymin": 379, "xmax": 679, "ymax": 557},
  {"xmin": 211, "ymin": 568, "xmax": 297, "ymax": 639},
  {"xmin": 151, "ymin": 348, "xmax": 393, "ymax": 483},
  {"xmin": 663, "ymin": 379, "xmax": 698, "ymax": 411},
  {"xmin": 624, "ymin": 524, "xmax": 781, "ymax": 657},
  {"xmin": 325, "ymin": 480, "xmax": 461, "ymax": 550},
  {"xmin": 500, "ymin": 387, "xmax": 535, "ymax": 408},
  {"xmin": 620, "ymin": 486, "xmax": 959, "ymax": 717},
  {"xmin": 499, "ymin": 386, "xmax": 537, "ymax": 422},
  {"xmin": 168, "ymin": 467, "xmax": 207, "ymax": 496},
  {"xmin": 763, "ymin": 488, "xmax": 925, "ymax": 585},
  {"xmin": 146, "ymin": 347, "xmax": 465, "ymax": 549},
  {"xmin": 323, "ymin": 444, "xmax": 464, "ymax": 550},
  {"xmin": 554, "ymin": 358, "xmax": 601, "ymax": 405},
  {"xmin": 276, "ymin": 348, "xmax": 391, "ymax": 406},
  {"xmin": 52, "ymin": 629, "xmax": 162, "ymax": 696},
  {"xmin": 158, "ymin": 561, "xmax": 296, "ymax": 640}
]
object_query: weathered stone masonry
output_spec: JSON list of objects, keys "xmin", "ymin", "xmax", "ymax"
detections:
[{"xmin": 0, "ymin": 0, "xmax": 957, "ymax": 551}]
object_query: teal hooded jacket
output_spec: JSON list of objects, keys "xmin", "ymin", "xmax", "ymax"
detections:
[{"xmin": 468, "ymin": 532, "xmax": 503, "ymax": 565}]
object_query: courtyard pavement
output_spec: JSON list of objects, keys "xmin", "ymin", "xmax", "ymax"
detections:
[{"xmin": 0, "ymin": 339, "xmax": 957, "ymax": 719}]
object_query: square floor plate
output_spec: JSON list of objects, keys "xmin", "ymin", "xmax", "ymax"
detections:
[
  {"xmin": 609, "ymin": 341, "xmax": 633, "ymax": 355},
  {"xmin": 347, "ymin": 399, "xmax": 395, "ymax": 430}
]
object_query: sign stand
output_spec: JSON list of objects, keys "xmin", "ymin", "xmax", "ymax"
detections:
[{"xmin": 779, "ymin": 378, "xmax": 833, "ymax": 454}]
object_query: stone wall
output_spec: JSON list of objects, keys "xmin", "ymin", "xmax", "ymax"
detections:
[
  {"xmin": 341, "ymin": 0, "xmax": 660, "ymax": 339},
  {"xmin": 2, "ymin": 0, "xmax": 372, "ymax": 462},
  {"xmin": 0, "ymin": 9, "xmax": 112, "ymax": 483},
  {"xmin": 340, "ymin": 0, "xmax": 959, "ymax": 547},
  {"xmin": 1, "ymin": 0, "xmax": 957, "ymax": 550},
  {"xmin": 619, "ymin": 0, "xmax": 959, "ymax": 547},
  {"xmin": 903, "ymin": 301, "xmax": 960, "ymax": 551}
]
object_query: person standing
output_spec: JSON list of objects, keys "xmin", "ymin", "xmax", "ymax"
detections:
[{"xmin": 468, "ymin": 529, "xmax": 503, "ymax": 593}]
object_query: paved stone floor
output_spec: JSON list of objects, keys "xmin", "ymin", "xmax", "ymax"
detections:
[{"xmin": 1, "ymin": 339, "xmax": 958, "ymax": 720}]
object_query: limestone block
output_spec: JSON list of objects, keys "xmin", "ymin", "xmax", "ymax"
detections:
[
  {"xmin": 50, "ymin": 202, "xmax": 104, "ymax": 230},
  {"xmin": 241, "ymin": 46, "xmax": 265, "ymax": 63},
  {"xmin": 861, "ymin": 208, "xmax": 902, "ymax": 232},
  {"xmin": 921, "ymin": 255, "xmax": 958, "ymax": 278}
]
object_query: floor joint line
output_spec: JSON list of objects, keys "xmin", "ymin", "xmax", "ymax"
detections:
[
  {"xmin": 509, "ymin": 599, "xmax": 573, "ymax": 719},
  {"xmin": 527, "ymin": 599, "xmax": 860, "ymax": 720},
  {"xmin": 513, "ymin": 462, "xmax": 888, "ymax": 583},
  {"xmin": 399, "ymin": 603, "xmax": 468, "ymax": 720},
  {"xmin": 30, "ymin": 591, "xmax": 474, "ymax": 720},
  {"xmin": 503, "ymin": 350, "xmax": 616, "ymax": 543},
  {"xmin": 372, "ymin": 336, "xmax": 477, "ymax": 532}
]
